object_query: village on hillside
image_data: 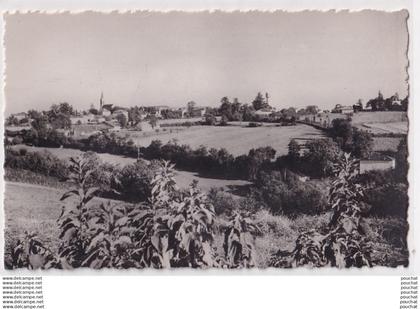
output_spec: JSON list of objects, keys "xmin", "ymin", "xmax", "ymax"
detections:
[
  {"xmin": 5, "ymin": 90, "xmax": 408, "ymax": 175},
  {"xmin": 4, "ymin": 88, "xmax": 410, "ymax": 270},
  {"xmin": 3, "ymin": 10, "xmax": 410, "ymax": 272}
]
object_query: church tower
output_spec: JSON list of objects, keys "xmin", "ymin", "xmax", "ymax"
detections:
[{"xmin": 99, "ymin": 92, "xmax": 104, "ymax": 114}]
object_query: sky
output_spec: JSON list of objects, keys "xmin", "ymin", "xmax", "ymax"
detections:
[{"xmin": 4, "ymin": 10, "xmax": 409, "ymax": 115}]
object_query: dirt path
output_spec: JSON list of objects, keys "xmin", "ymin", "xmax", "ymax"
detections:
[
  {"xmin": 4, "ymin": 181, "xmax": 124, "ymax": 204},
  {"xmin": 6, "ymin": 181, "xmax": 64, "ymax": 192}
]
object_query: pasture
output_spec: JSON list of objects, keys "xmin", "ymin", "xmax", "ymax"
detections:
[{"xmin": 120, "ymin": 123, "xmax": 324, "ymax": 156}]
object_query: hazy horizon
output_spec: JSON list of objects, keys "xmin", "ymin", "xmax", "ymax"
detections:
[{"xmin": 4, "ymin": 11, "xmax": 409, "ymax": 115}]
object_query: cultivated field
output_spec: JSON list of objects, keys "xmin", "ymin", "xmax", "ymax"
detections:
[
  {"xmin": 355, "ymin": 121, "xmax": 408, "ymax": 135},
  {"xmin": 120, "ymin": 124, "xmax": 324, "ymax": 156},
  {"xmin": 351, "ymin": 111, "xmax": 408, "ymax": 124}
]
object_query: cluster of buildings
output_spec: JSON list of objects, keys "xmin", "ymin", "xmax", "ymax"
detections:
[
  {"xmin": 5, "ymin": 94, "xmax": 405, "ymax": 176},
  {"xmin": 6, "ymin": 94, "xmax": 213, "ymax": 139},
  {"xmin": 297, "ymin": 112, "xmax": 349, "ymax": 129},
  {"xmin": 295, "ymin": 104, "xmax": 407, "ymax": 174}
]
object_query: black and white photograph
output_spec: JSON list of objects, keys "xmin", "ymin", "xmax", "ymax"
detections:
[{"xmin": 3, "ymin": 10, "xmax": 410, "ymax": 270}]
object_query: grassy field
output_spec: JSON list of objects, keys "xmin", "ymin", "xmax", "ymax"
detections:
[
  {"xmin": 10, "ymin": 145, "xmax": 251, "ymax": 193},
  {"xmin": 11, "ymin": 145, "xmax": 135, "ymax": 165},
  {"xmin": 351, "ymin": 111, "xmax": 407, "ymax": 125},
  {"xmin": 3, "ymin": 182, "xmax": 129, "ymax": 267},
  {"xmin": 119, "ymin": 124, "xmax": 324, "ymax": 156},
  {"xmin": 355, "ymin": 121, "xmax": 408, "ymax": 135},
  {"xmin": 372, "ymin": 137, "xmax": 403, "ymax": 152},
  {"xmin": 4, "ymin": 182, "xmax": 408, "ymax": 268}
]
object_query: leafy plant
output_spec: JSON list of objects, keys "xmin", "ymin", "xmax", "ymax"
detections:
[
  {"xmin": 222, "ymin": 212, "xmax": 260, "ymax": 268},
  {"xmin": 9, "ymin": 158, "xmax": 229, "ymax": 269},
  {"xmin": 290, "ymin": 230, "xmax": 326, "ymax": 267},
  {"xmin": 9, "ymin": 232, "xmax": 57, "ymax": 270},
  {"xmin": 322, "ymin": 153, "xmax": 372, "ymax": 267},
  {"xmin": 144, "ymin": 163, "xmax": 218, "ymax": 268},
  {"xmin": 270, "ymin": 153, "xmax": 373, "ymax": 268},
  {"xmin": 57, "ymin": 156, "xmax": 100, "ymax": 268}
]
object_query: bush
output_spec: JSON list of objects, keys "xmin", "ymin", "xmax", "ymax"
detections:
[
  {"xmin": 356, "ymin": 169, "xmax": 408, "ymax": 218},
  {"xmin": 4, "ymin": 148, "xmax": 68, "ymax": 180},
  {"xmin": 22, "ymin": 128, "xmax": 69, "ymax": 148},
  {"xmin": 254, "ymin": 170, "xmax": 328, "ymax": 216},
  {"xmin": 329, "ymin": 119, "xmax": 373, "ymax": 158},
  {"xmin": 113, "ymin": 160, "xmax": 158, "ymax": 202},
  {"xmin": 302, "ymin": 138, "xmax": 341, "ymax": 177},
  {"xmin": 204, "ymin": 114, "xmax": 217, "ymax": 126},
  {"xmin": 19, "ymin": 148, "xmax": 27, "ymax": 156},
  {"xmin": 79, "ymin": 152, "xmax": 118, "ymax": 196},
  {"xmin": 12, "ymin": 136, "xmax": 23, "ymax": 145},
  {"xmin": 270, "ymin": 154, "xmax": 374, "ymax": 268},
  {"xmin": 365, "ymin": 183, "xmax": 408, "ymax": 218},
  {"xmin": 207, "ymin": 188, "xmax": 240, "ymax": 216}
]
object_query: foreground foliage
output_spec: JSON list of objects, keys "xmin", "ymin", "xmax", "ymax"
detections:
[
  {"xmin": 8, "ymin": 153, "xmax": 405, "ymax": 269},
  {"xmin": 8, "ymin": 157, "xmax": 258, "ymax": 269},
  {"xmin": 270, "ymin": 153, "xmax": 373, "ymax": 268}
]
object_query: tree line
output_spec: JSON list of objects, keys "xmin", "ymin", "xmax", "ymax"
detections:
[{"xmin": 12, "ymin": 125, "xmax": 363, "ymax": 181}]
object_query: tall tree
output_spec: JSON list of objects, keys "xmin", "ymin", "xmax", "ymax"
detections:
[
  {"xmin": 219, "ymin": 97, "xmax": 233, "ymax": 120},
  {"xmin": 149, "ymin": 115, "xmax": 158, "ymax": 129},
  {"xmin": 353, "ymin": 99, "xmax": 363, "ymax": 112},
  {"xmin": 247, "ymin": 146, "xmax": 276, "ymax": 180},
  {"xmin": 303, "ymin": 139, "xmax": 341, "ymax": 177},
  {"xmin": 241, "ymin": 104, "xmax": 255, "ymax": 121},
  {"xmin": 330, "ymin": 118, "xmax": 353, "ymax": 150},
  {"xmin": 47, "ymin": 102, "xmax": 73, "ymax": 129},
  {"xmin": 288, "ymin": 139, "xmax": 301, "ymax": 161},
  {"xmin": 401, "ymin": 95, "xmax": 408, "ymax": 111},
  {"xmin": 252, "ymin": 92, "xmax": 267, "ymax": 110},
  {"xmin": 395, "ymin": 137, "xmax": 408, "ymax": 183},
  {"xmin": 116, "ymin": 113, "xmax": 128, "ymax": 128},
  {"xmin": 351, "ymin": 128, "xmax": 373, "ymax": 159},
  {"xmin": 6, "ymin": 115, "xmax": 19, "ymax": 126},
  {"xmin": 187, "ymin": 101, "xmax": 196, "ymax": 117},
  {"xmin": 305, "ymin": 105, "xmax": 319, "ymax": 115},
  {"xmin": 128, "ymin": 106, "xmax": 142, "ymax": 126},
  {"xmin": 376, "ymin": 90, "xmax": 385, "ymax": 110}
]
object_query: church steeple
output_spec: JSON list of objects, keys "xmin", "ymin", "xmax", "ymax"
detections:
[{"xmin": 99, "ymin": 92, "xmax": 104, "ymax": 113}]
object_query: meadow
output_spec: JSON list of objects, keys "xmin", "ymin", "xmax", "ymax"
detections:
[
  {"xmin": 118, "ymin": 123, "xmax": 324, "ymax": 156},
  {"xmin": 10, "ymin": 123, "xmax": 322, "ymax": 193}
]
